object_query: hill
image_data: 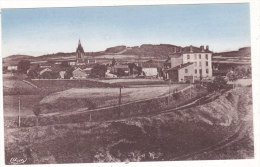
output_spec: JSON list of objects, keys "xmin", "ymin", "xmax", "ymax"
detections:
[
  {"xmin": 3, "ymin": 45, "xmax": 251, "ymax": 66},
  {"xmin": 212, "ymin": 47, "xmax": 251, "ymax": 64},
  {"xmin": 3, "ymin": 55, "xmax": 35, "ymax": 66}
]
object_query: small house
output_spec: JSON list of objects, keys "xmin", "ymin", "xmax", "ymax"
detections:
[
  {"xmin": 111, "ymin": 65, "xmax": 130, "ymax": 75},
  {"xmin": 7, "ymin": 65, "xmax": 18, "ymax": 71},
  {"xmin": 72, "ymin": 67, "xmax": 87, "ymax": 79},
  {"xmin": 167, "ymin": 62, "xmax": 195, "ymax": 83}
]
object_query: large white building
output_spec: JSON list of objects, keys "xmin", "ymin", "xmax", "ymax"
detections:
[{"xmin": 167, "ymin": 45, "xmax": 213, "ymax": 83}]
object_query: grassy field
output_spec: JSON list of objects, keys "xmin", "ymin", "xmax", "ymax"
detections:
[
  {"xmin": 39, "ymin": 84, "xmax": 187, "ymax": 114},
  {"xmin": 99, "ymin": 78, "xmax": 168, "ymax": 86},
  {"xmin": 3, "ymin": 73, "xmax": 187, "ymax": 117},
  {"xmin": 3, "ymin": 74, "xmax": 43, "ymax": 117},
  {"xmin": 3, "ymin": 95, "xmax": 42, "ymax": 117}
]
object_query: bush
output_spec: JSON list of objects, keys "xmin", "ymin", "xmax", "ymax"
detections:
[
  {"xmin": 90, "ymin": 64, "xmax": 107, "ymax": 78},
  {"xmin": 207, "ymin": 76, "xmax": 227, "ymax": 92}
]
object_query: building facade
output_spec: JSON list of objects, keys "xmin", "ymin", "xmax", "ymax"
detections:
[{"xmin": 169, "ymin": 45, "xmax": 213, "ymax": 82}]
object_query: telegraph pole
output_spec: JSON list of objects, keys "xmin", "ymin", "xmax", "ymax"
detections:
[
  {"xmin": 18, "ymin": 95, "xmax": 21, "ymax": 127},
  {"xmin": 168, "ymin": 80, "xmax": 171, "ymax": 105},
  {"xmin": 119, "ymin": 87, "xmax": 122, "ymax": 106},
  {"xmin": 190, "ymin": 82, "xmax": 192, "ymax": 98}
]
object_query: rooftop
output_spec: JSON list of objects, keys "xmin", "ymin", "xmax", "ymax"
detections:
[{"xmin": 166, "ymin": 62, "xmax": 194, "ymax": 71}]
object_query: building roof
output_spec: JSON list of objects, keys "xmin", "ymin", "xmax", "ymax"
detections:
[
  {"xmin": 113, "ymin": 65, "xmax": 129, "ymax": 69},
  {"xmin": 166, "ymin": 62, "xmax": 194, "ymax": 71},
  {"xmin": 140, "ymin": 60, "xmax": 164, "ymax": 68},
  {"xmin": 181, "ymin": 45, "xmax": 213, "ymax": 53}
]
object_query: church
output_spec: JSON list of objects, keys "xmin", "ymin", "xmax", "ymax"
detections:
[{"xmin": 76, "ymin": 40, "xmax": 86, "ymax": 65}]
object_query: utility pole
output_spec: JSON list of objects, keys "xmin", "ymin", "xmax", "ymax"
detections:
[
  {"xmin": 119, "ymin": 87, "xmax": 122, "ymax": 106},
  {"xmin": 190, "ymin": 81, "xmax": 192, "ymax": 98},
  {"xmin": 89, "ymin": 113, "xmax": 92, "ymax": 122},
  {"xmin": 168, "ymin": 80, "xmax": 171, "ymax": 105},
  {"xmin": 118, "ymin": 87, "xmax": 122, "ymax": 117},
  {"xmin": 18, "ymin": 95, "xmax": 21, "ymax": 127}
]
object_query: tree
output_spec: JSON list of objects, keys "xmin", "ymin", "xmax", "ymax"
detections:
[
  {"xmin": 128, "ymin": 63, "xmax": 137, "ymax": 75},
  {"xmin": 112, "ymin": 58, "xmax": 116, "ymax": 67},
  {"xmin": 226, "ymin": 65, "xmax": 251, "ymax": 81},
  {"xmin": 27, "ymin": 69, "xmax": 39, "ymax": 79},
  {"xmin": 60, "ymin": 61, "xmax": 69, "ymax": 69},
  {"xmin": 137, "ymin": 66, "xmax": 142, "ymax": 76},
  {"xmin": 207, "ymin": 76, "xmax": 227, "ymax": 92},
  {"xmin": 90, "ymin": 64, "xmax": 107, "ymax": 78},
  {"xmin": 18, "ymin": 60, "xmax": 30, "ymax": 74},
  {"xmin": 64, "ymin": 66, "xmax": 74, "ymax": 79},
  {"xmin": 40, "ymin": 71, "xmax": 59, "ymax": 79}
]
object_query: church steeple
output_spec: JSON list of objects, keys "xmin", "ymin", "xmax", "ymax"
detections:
[{"xmin": 76, "ymin": 39, "xmax": 85, "ymax": 64}]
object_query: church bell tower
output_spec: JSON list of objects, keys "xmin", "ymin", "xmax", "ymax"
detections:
[{"xmin": 76, "ymin": 39, "xmax": 85, "ymax": 64}]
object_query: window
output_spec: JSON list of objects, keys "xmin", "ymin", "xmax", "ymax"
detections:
[
  {"xmin": 195, "ymin": 69, "xmax": 197, "ymax": 74},
  {"xmin": 206, "ymin": 69, "xmax": 209, "ymax": 73},
  {"xmin": 195, "ymin": 54, "xmax": 197, "ymax": 59},
  {"xmin": 206, "ymin": 61, "xmax": 208, "ymax": 66},
  {"xmin": 206, "ymin": 54, "xmax": 208, "ymax": 60},
  {"xmin": 199, "ymin": 62, "xmax": 202, "ymax": 67},
  {"xmin": 187, "ymin": 55, "xmax": 190, "ymax": 59},
  {"xmin": 199, "ymin": 69, "xmax": 202, "ymax": 74},
  {"xmin": 185, "ymin": 69, "xmax": 188, "ymax": 73},
  {"xmin": 199, "ymin": 54, "xmax": 201, "ymax": 59},
  {"xmin": 195, "ymin": 62, "xmax": 197, "ymax": 66}
]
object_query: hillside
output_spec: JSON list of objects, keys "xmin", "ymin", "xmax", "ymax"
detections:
[
  {"xmin": 3, "ymin": 55, "xmax": 35, "ymax": 66},
  {"xmin": 4, "ymin": 87, "xmax": 253, "ymax": 163},
  {"xmin": 213, "ymin": 47, "xmax": 251, "ymax": 64},
  {"xmin": 3, "ymin": 45, "xmax": 251, "ymax": 66}
]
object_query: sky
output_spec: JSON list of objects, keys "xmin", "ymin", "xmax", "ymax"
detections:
[{"xmin": 1, "ymin": 3, "xmax": 251, "ymax": 57}]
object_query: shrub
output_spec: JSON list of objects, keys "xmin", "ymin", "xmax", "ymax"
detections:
[{"xmin": 207, "ymin": 76, "xmax": 227, "ymax": 92}]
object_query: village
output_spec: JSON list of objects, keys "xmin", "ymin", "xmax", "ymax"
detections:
[
  {"xmin": 4, "ymin": 40, "xmax": 221, "ymax": 84},
  {"xmin": 2, "ymin": 3, "xmax": 255, "ymax": 164}
]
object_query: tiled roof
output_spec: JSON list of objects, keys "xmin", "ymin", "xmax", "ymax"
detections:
[
  {"xmin": 113, "ymin": 65, "xmax": 129, "ymax": 69},
  {"xmin": 166, "ymin": 62, "xmax": 194, "ymax": 71}
]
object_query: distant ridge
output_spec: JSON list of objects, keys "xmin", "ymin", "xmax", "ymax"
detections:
[{"xmin": 3, "ymin": 45, "xmax": 251, "ymax": 65}]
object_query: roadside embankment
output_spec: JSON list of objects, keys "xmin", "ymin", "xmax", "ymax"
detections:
[{"xmin": 4, "ymin": 87, "xmax": 253, "ymax": 164}]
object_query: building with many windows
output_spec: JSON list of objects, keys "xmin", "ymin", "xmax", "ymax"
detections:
[{"xmin": 167, "ymin": 45, "xmax": 213, "ymax": 83}]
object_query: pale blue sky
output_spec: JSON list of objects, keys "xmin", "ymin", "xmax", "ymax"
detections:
[{"xmin": 2, "ymin": 3, "xmax": 250, "ymax": 57}]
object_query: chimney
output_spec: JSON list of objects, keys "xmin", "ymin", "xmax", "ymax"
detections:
[
  {"xmin": 206, "ymin": 45, "xmax": 209, "ymax": 51},
  {"xmin": 201, "ymin": 45, "xmax": 204, "ymax": 52},
  {"xmin": 190, "ymin": 45, "xmax": 193, "ymax": 52}
]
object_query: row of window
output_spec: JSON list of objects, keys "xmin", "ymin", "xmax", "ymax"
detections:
[
  {"xmin": 194, "ymin": 61, "xmax": 209, "ymax": 66},
  {"xmin": 185, "ymin": 69, "xmax": 209, "ymax": 74},
  {"xmin": 187, "ymin": 54, "xmax": 209, "ymax": 60},
  {"xmin": 195, "ymin": 69, "xmax": 209, "ymax": 74}
]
